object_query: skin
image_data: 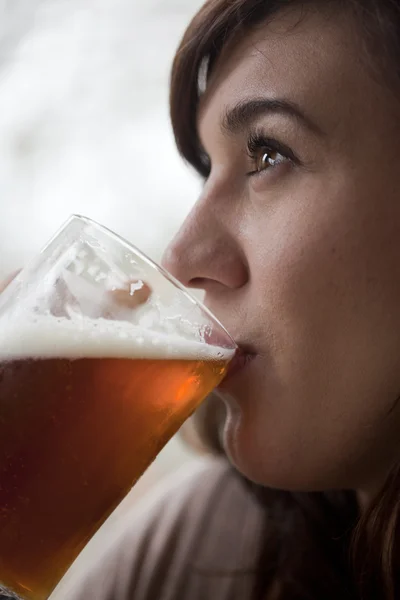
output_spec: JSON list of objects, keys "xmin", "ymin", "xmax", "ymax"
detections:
[{"xmin": 162, "ymin": 6, "xmax": 400, "ymax": 503}]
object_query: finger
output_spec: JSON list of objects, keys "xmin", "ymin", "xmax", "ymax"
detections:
[
  {"xmin": 101, "ymin": 280, "xmax": 152, "ymax": 320},
  {"xmin": 108, "ymin": 280, "xmax": 152, "ymax": 309},
  {"xmin": 51, "ymin": 279, "xmax": 152, "ymax": 319}
]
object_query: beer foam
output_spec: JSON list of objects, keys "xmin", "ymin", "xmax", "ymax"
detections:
[{"xmin": 0, "ymin": 315, "xmax": 234, "ymax": 361}]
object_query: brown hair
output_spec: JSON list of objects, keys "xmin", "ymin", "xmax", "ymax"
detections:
[{"xmin": 169, "ymin": 2, "xmax": 400, "ymax": 599}]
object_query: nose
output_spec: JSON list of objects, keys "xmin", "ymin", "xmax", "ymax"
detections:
[{"xmin": 162, "ymin": 192, "xmax": 248, "ymax": 293}]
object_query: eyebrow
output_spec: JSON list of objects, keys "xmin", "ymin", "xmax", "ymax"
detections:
[{"xmin": 221, "ymin": 98, "xmax": 325, "ymax": 137}]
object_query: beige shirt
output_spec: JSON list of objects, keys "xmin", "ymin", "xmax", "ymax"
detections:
[{"xmin": 53, "ymin": 458, "xmax": 265, "ymax": 600}]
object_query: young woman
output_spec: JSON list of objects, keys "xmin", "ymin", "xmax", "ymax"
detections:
[{"xmin": 13, "ymin": 1, "xmax": 400, "ymax": 599}]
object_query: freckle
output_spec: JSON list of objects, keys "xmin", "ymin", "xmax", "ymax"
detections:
[{"xmin": 331, "ymin": 246, "xmax": 337, "ymax": 255}]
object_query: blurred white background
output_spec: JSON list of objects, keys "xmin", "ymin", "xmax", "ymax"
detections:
[
  {"xmin": 0, "ymin": 0, "xmax": 209, "ymax": 589},
  {"xmin": 0, "ymin": 0, "xmax": 204, "ymax": 273}
]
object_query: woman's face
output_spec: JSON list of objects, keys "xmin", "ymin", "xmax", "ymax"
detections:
[{"xmin": 163, "ymin": 7, "xmax": 400, "ymax": 493}]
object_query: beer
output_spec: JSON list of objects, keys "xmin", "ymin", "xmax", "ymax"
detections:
[{"xmin": 0, "ymin": 315, "xmax": 232, "ymax": 600}]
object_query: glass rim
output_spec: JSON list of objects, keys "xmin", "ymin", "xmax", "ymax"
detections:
[{"xmin": 58, "ymin": 214, "xmax": 238, "ymax": 350}]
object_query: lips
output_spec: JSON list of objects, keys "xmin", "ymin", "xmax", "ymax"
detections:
[{"xmin": 222, "ymin": 346, "xmax": 257, "ymax": 383}]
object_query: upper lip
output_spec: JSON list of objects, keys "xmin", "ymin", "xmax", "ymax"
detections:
[
  {"xmin": 232, "ymin": 337, "xmax": 259, "ymax": 356},
  {"xmin": 221, "ymin": 344, "xmax": 257, "ymax": 382}
]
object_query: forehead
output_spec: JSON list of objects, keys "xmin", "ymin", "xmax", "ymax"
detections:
[{"xmin": 198, "ymin": 7, "xmax": 370, "ymax": 138}]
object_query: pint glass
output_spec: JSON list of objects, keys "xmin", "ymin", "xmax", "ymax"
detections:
[{"xmin": 0, "ymin": 216, "xmax": 236, "ymax": 600}]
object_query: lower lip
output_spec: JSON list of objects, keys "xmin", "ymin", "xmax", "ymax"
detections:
[{"xmin": 220, "ymin": 350, "xmax": 256, "ymax": 385}]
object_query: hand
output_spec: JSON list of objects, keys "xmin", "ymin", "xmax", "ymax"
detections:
[
  {"xmin": 0, "ymin": 270, "xmax": 152, "ymax": 318},
  {"xmin": 108, "ymin": 280, "xmax": 152, "ymax": 309},
  {"xmin": 102, "ymin": 280, "xmax": 152, "ymax": 320}
]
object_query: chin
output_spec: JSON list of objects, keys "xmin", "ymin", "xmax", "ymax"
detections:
[
  {"xmin": 220, "ymin": 401, "xmax": 329, "ymax": 492},
  {"xmin": 220, "ymin": 402, "xmax": 279, "ymax": 487}
]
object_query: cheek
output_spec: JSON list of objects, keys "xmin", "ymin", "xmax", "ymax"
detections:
[
  {"xmin": 249, "ymin": 179, "xmax": 400, "ymax": 351},
  {"xmin": 229, "ymin": 182, "xmax": 400, "ymax": 489}
]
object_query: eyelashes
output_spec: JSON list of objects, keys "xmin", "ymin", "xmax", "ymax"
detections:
[
  {"xmin": 197, "ymin": 129, "xmax": 299, "ymax": 181},
  {"xmin": 246, "ymin": 131, "xmax": 297, "ymax": 176}
]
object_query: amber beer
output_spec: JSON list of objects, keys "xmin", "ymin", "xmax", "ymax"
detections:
[{"xmin": 0, "ymin": 315, "xmax": 232, "ymax": 600}]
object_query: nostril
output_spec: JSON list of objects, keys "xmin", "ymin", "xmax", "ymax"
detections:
[
  {"xmin": 187, "ymin": 277, "xmax": 209, "ymax": 289},
  {"xmin": 161, "ymin": 218, "xmax": 248, "ymax": 292}
]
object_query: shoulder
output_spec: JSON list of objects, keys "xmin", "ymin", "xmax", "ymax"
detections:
[{"xmin": 55, "ymin": 457, "xmax": 265, "ymax": 600}]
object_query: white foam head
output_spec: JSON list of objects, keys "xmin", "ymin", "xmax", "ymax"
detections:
[{"xmin": 0, "ymin": 315, "xmax": 234, "ymax": 361}]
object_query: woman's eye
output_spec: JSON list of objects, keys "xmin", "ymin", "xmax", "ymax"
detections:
[
  {"xmin": 246, "ymin": 134, "xmax": 295, "ymax": 177},
  {"xmin": 252, "ymin": 148, "xmax": 287, "ymax": 173}
]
